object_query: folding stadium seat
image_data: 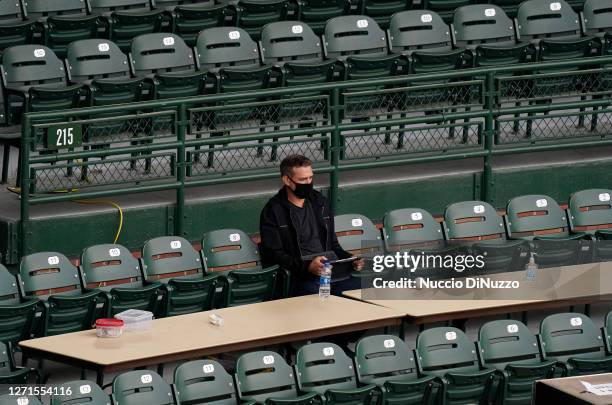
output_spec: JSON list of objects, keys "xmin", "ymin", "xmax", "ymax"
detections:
[
  {"xmin": 111, "ymin": 370, "xmax": 177, "ymax": 405},
  {"xmin": 89, "ymin": 0, "xmax": 166, "ymax": 52},
  {"xmin": 444, "ymin": 201, "xmax": 530, "ymax": 273},
  {"xmin": 0, "ymin": 0, "xmax": 35, "ymax": 52},
  {"xmin": 334, "ymin": 214, "xmax": 384, "ymax": 278},
  {"xmin": 81, "ymin": 244, "xmax": 163, "ymax": 316},
  {"xmin": 167, "ymin": 0, "xmax": 229, "ymax": 46},
  {"xmin": 130, "ymin": 33, "xmax": 206, "ymax": 100},
  {"xmin": 354, "ymin": 334, "xmax": 438, "ymax": 404},
  {"xmin": 323, "ymin": 16, "xmax": 403, "ymax": 119},
  {"xmin": 25, "ymin": 0, "xmax": 102, "ymax": 58},
  {"xmin": 1, "ymin": 45, "xmax": 82, "ymax": 126},
  {"xmin": 66, "ymin": 39, "xmax": 144, "ymax": 107},
  {"xmin": 51, "ymin": 381, "xmax": 110, "ymax": 405},
  {"xmin": 233, "ymin": 0, "xmax": 290, "ymax": 40},
  {"xmin": 603, "ymin": 310, "xmax": 612, "ymax": 356},
  {"xmin": 0, "ymin": 263, "xmax": 39, "ymax": 345},
  {"xmin": 452, "ymin": 5, "xmax": 535, "ymax": 67},
  {"xmin": 174, "ymin": 359, "xmax": 240, "ymax": 405},
  {"xmin": 582, "ymin": 0, "xmax": 612, "ymax": 54},
  {"xmin": 478, "ymin": 319, "xmax": 556, "ymax": 405},
  {"xmin": 299, "ymin": 0, "xmax": 355, "ymax": 35},
  {"xmin": 539, "ymin": 312, "xmax": 612, "ymax": 376},
  {"xmin": 201, "ymin": 228, "xmax": 281, "ymax": 307},
  {"xmin": 423, "ymin": 0, "xmax": 473, "ymax": 22},
  {"xmin": 415, "ymin": 327, "xmax": 497, "ymax": 405},
  {"xmin": 236, "ymin": 351, "xmax": 321, "ymax": 404},
  {"xmin": 295, "ymin": 342, "xmax": 378, "ymax": 404},
  {"xmin": 568, "ymin": 188, "xmax": 612, "ymax": 261},
  {"xmin": 19, "ymin": 252, "xmax": 99, "ymax": 336},
  {"xmin": 505, "ymin": 194, "xmax": 588, "ymax": 267},
  {"xmin": 0, "ymin": 341, "xmax": 41, "ymax": 384},
  {"xmin": 0, "ymin": 395, "xmax": 43, "ymax": 405},
  {"xmin": 141, "ymin": 236, "xmax": 219, "ymax": 316}
]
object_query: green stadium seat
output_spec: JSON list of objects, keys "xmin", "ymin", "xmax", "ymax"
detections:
[
  {"xmin": 539, "ymin": 312, "xmax": 612, "ymax": 376},
  {"xmin": 89, "ymin": 0, "xmax": 166, "ymax": 52},
  {"xmin": 0, "ymin": 395, "xmax": 43, "ymax": 405},
  {"xmin": 478, "ymin": 319, "xmax": 556, "ymax": 405},
  {"xmin": 169, "ymin": 1, "xmax": 229, "ymax": 47},
  {"xmin": 80, "ymin": 244, "xmax": 163, "ymax": 317},
  {"xmin": 25, "ymin": 0, "xmax": 102, "ymax": 58},
  {"xmin": 334, "ymin": 214, "xmax": 384, "ymax": 278},
  {"xmin": 0, "ymin": 264, "xmax": 39, "ymax": 345},
  {"xmin": 234, "ymin": 0, "xmax": 290, "ymax": 40},
  {"xmin": 423, "ymin": 0, "xmax": 473, "ymax": 22},
  {"xmin": 444, "ymin": 201, "xmax": 530, "ymax": 273},
  {"xmin": 453, "ymin": 5, "xmax": 535, "ymax": 67},
  {"xmin": 416, "ymin": 326, "xmax": 497, "ymax": 405},
  {"xmin": 298, "ymin": 0, "xmax": 354, "ymax": 35},
  {"xmin": 354, "ymin": 334, "xmax": 437, "ymax": 405},
  {"xmin": 235, "ymin": 351, "xmax": 321, "ymax": 404},
  {"xmin": 506, "ymin": 194, "xmax": 588, "ymax": 267},
  {"xmin": 0, "ymin": 341, "xmax": 41, "ymax": 384},
  {"xmin": 1, "ymin": 45, "xmax": 82, "ymax": 126},
  {"xmin": 295, "ymin": 342, "xmax": 378, "ymax": 404},
  {"xmin": 603, "ymin": 310, "xmax": 612, "ymax": 355},
  {"xmin": 516, "ymin": 0, "xmax": 595, "ymax": 62},
  {"xmin": 111, "ymin": 370, "xmax": 177, "ymax": 405},
  {"xmin": 67, "ymin": 39, "xmax": 144, "ymax": 107},
  {"xmin": 0, "ymin": 0, "xmax": 35, "ymax": 51},
  {"xmin": 51, "ymin": 381, "xmax": 110, "ymax": 405},
  {"xmin": 141, "ymin": 236, "xmax": 219, "ymax": 317},
  {"xmin": 19, "ymin": 252, "xmax": 99, "ymax": 337},
  {"xmin": 202, "ymin": 228, "xmax": 281, "ymax": 307},
  {"xmin": 130, "ymin": 33, "xmax": 206, "ymax": 100},
  {"xmin": 174, "ymin": 359, "xmax": 239, "ymax": 405},
  {"xmin": 568, "ymin": 188, "xmax": 612, "ymax": 261},
  {"xmin": 582, "ymin": 0, "xmax": 612, "ymax": 58}
]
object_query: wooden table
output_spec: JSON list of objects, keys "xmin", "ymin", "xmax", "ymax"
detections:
[
  {"xmin": 19, "ymin": 295, "xmax": 403, "ymax": 385},
  {"xmin": 535, "ymin": 373, "xmax": 612, "ymax": 404},
  {"xmin": 343, "ymin": 262, "xmax": 612, "ymax": 326}
]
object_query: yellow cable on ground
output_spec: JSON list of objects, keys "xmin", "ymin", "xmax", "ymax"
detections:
[{"xmin": 73, "ymin": 200, "xmax": 124, "ymax": 244}]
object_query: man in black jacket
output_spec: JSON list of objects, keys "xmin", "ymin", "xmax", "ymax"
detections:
[{"xmin": 260, "ymin": 154, "xmax": 364, "ymax": 296}]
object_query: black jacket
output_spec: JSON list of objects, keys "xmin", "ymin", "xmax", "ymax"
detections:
[{"xmin": 259, "ymin": 187, "xmax": 352, "ymax": 282}]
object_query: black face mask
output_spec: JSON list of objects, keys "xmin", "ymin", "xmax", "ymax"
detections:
[{"xmin": 288, "ymin": 177, "xmax": 314, "ymax": 199}]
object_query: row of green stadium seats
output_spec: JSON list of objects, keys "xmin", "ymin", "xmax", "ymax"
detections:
[
  {"xmin": 4, "ymin": 311, "xmax": 612, "ymax": 404},
  {"xmin": 0, "ymin": 0, "xmax": 594, "ymax": 57},
  {"xmin": 335, "ymin": 189, "xmax": 612, "ymax": 277},
  {"xmin": 0, "ymin": 230, "xmax": 287, "ymax": 346},
  {"xmin": 2, "ymin": 0, "xmax": 611, "ymax": 127}
]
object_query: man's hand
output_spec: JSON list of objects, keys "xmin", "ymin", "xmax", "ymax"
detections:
[
  {"xmin": 308, "ymin": 256, "xmax": 328, "ymax": 276},
  {"xmin": 353, "ymin": 258, "xmax": 365, "ymax": 271}
]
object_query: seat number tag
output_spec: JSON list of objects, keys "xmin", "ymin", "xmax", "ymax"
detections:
[
  {"xmin": 536, "ymin": 199, "xmax": 548, "ymax": 208},
  {"xmin": 292, "ymin": 25, "xmax": 303, "ymax": 34},
  {"xmin": 170, "ymin": 240, "xmax": 182, "ymax": 249},
  {"xmin": 80, "ymin": 385, "xmax": 91, "ymax": 394},
  {"xmin": 229, "ymin": 233, "xmax": 241, "ymax": 242},
  {"xmin": 163, "ymin": 37, "xmax": 175, "ymax": 46},
  {"xmin": 550, "ymin": 2, "xmax": 561, "ymax": 10},
  {"xmin": 141, "ymin": 374, "xmax": 153, "ymax": 383},
  {"xmin": 323, "ymin": 347, "xmax": 335, "ymax": 356},
  {"xmin": 507, "ymin": 324, "xmax": 518, "ymax": 333},
  {"xmin": 570, "ymin": 317, "xmax": 582, "ymax": 326},
  {"xmin": 17, "ymin": 398, "xmax": 28, "ymax": 405},
  {"xmin": 34, "ymin": 49, "xmax": 45, "ymax": 58},
  {"xmin": 411, "ymin": 212, "xmax": 422, "ymax": 221},
  {"xmin": 421, "ymin": 13, "xmax": 432, "ymax": 23},
  {"xmin": 357, "ymin": 19, "xmax": 368, "ymax": 28},
  {"xmin": 383, "ymin": 339, "xmax": 395, "ymax": 348},
  {"xmin": 599, "ymin": 193, "xmax": 610, "ymax": 202},
  {"xmin": 229, "ymin": 31, "xmax": 240, "ymax": 40},
  {"xmin": 445, "ymin": 331, "xmax": 457, "ymax": 340},
  {"xmin": 263, "ymin": 355, "xmax": 275, "ymax": 365},
  {"xmin": 98, "ymin": 43, "xmax": 110, "ymax": 52},
  {"xmin": 48, "ymin": 256, "xmax": 59, "ymax": 265},
  {"xmin": 352, "ymin": 218, "xmax": 363, "ymax": 227},
  {"xmin": 484, "ymin": 8, "xmax": 496, "ymax": 17},
  {"xmin": 203, "ymin": 364, "xmax": 215, "ymax": 373},
  {"xmin": 109, "ymin": 248, "xmax": 121, "ymax": 257},
  {"xmin": 474, "ymin": 205, "xmax": 485, "ymax": 214}
]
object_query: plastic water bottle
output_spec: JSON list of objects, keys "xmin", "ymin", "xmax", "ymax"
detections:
[
  {"xmin": 526, "ymin": 252, "xmax": 538, "ymax": 281},
  {"xmin": 319, "ymin": 260, "xmax": 332, "ymax": 301}
]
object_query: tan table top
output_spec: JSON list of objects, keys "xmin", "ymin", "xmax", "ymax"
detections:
[
  {"xmin": 536, "ymin": 373, "xmax": 612, "ymax": 405},
  {"xmin": 19, "ymin": 295, "xmax": 403, "ymax": 372},
  {"xmin": 344, "ymin": 262, "xmax": 612, "ymax": 324}
]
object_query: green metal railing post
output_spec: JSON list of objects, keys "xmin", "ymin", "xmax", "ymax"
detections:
[
  {"xmin": 329, "ymin": 88, "xmax": 341, "ymax": 211},
  {"xmin": 19, "ymin": 117, "xmax": 32, "ymax": 257},
  {"xmin": 483, "ymin": 71, "xmax": 496, "ymax": 205},
  {"xmin": 175, "ymin": 105, "xmax": 187, "ymax": 236}
]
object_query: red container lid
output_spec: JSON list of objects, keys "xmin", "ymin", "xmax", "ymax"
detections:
[{"xmin": 96, "ymin": 318, "xmax": 124, "ymax": 327}]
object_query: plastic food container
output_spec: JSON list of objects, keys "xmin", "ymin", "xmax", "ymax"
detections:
[
  {"xmin": 114, "ymin": 309, "xmax": 153, "ymax": 332},
  {"xmin": 96, "ymin": 318, "xmax": 124, "ymax": 338}
]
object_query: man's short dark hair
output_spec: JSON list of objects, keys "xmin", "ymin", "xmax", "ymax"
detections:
[{"xmin": 280, "ymin": 154, "xmax": 312, "ymax": 177}]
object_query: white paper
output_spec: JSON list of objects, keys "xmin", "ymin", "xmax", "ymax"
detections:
[{"xmin": 581, "ymin": 381, "xmax": 612, "ymax": 396}]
